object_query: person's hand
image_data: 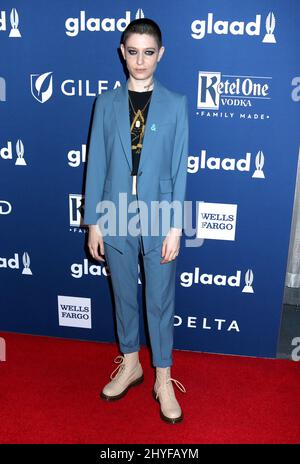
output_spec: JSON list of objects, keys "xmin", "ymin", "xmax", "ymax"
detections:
[
  {"xmin": 161, "ymin": 228, "xmax": 182, "ymax": 264},
  {"xmin": 88, "ymin": 225, "xmax": 105, "ymax": 262}
]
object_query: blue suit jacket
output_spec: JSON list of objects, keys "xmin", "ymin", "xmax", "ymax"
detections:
[{"xmin": 83, "ymin": 76, "xmax": 189, "ymax": 254}]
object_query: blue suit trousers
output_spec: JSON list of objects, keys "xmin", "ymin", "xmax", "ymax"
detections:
[{"xmin": 104, "ymin": 191, "xmax": 177, "ymax": 367}]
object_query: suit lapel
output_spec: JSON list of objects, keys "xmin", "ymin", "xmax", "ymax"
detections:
[{"xmin": 113, "ymin": 76, "xmax": 163, "ymax": 173}]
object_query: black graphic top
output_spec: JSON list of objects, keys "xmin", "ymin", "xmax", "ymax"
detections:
[{"xmin": 128, "ymin": 89, "xmax": 153, "ymax": 176}]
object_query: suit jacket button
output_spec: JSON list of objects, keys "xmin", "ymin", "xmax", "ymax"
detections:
[{"xmin": 139, "ymin": 171, "xmax": 143, "ymax": 176}]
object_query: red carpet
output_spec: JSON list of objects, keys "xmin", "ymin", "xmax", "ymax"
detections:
[{"xmin": 0, "ymin": 331, "xmax": 299, "ymax": 444}]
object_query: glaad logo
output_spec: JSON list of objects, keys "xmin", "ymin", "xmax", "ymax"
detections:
[
  {"xmin": 188, "ymin": 149, "xmax": 265, "ymax": 178},
  {"xmin": 191, "ymin": 11, "xmax": 276, "ymax": 43},
  {"xmin": 70, "ymin": 257, "xmax": 142, "ymax": 282},
  {"xmin": 65, "ymin": 8, "xmax": 144, "ymax": 37},
  {"xmin": 31, "ymin": 72, "xmax": 53, "ymax": 103},
  {"xmin": 0, "ymin": 140, "xmax": 27, "ymax": 165},
  {"xmin": 0, "ymin": 200, "xmax": 12, "ymax": 215},
  {"xmin": 70, "ymin": 259, "xmax": 111, "ymax": 279},
  {"xmin": 0, "ymin": 252, "xmax": 33, "ymax": 275},
  {"xmin": 57, "ymin": 295, "xmax": 92, "ymax": 329},
  {"xmin": 0, "ymin": 8, "xmax": 21, "ymax": 37},
  {"xmin": 197, "ymin": 202, "xmax": 237, "ymax": 241},
  {"xmin": 180, "ymin": 267, "xmax": 255, "ymax": 293},
  {"xmin": 197, "ymin": 71, "xmax": 272, "ymax": 120}
]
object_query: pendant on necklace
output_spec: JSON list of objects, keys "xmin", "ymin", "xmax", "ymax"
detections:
[{"xmin": 135, "ymin": 120, "xmax": 141, "ymax": 128}]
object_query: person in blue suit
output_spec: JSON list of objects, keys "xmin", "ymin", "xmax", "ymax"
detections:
[{"xmin": 84, "ymin": 18, "xmax": 189, "ymax": 424}]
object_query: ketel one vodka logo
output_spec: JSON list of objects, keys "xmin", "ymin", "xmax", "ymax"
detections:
[
  {"xmin": 69, "ymin": 194, "xmax": 84, "ymax": 228},
  {"xmin": 197, "ymin": 71, "xmax": 271, "ymax": 112},
  {"xmin": 31, "ymin": 72, "xmax": 53, "ymax": 103},
  {"xmin": 0, "ymin": 8, "xmax": 22, "ymax": 37}
]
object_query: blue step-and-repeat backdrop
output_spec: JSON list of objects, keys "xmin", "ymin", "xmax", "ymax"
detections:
[{"xmin": 1, "ymin": 0, "xmax": 299, "ymax": 358}]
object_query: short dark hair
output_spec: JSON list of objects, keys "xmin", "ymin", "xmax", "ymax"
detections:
[{"xmin": 120, "ymin": 18, "xmax": 162, "ymax": 49}]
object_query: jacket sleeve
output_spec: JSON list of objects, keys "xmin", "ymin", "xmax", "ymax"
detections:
[
  {"xmin": 83, "ymin": 95, "xmax": 107, "ymax": 225},
  {"xmin": 170, "ymin": 94, "xmax": 189, "ymax": 230}
]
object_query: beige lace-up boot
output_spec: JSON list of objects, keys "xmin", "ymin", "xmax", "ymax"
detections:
[
  {"xmin": 100, "ymin": 352, "xmax": 143, "ymax": 401},
  {"xmin": 152, "ymin": 366, "xmax": 186, "ymax": 423}
]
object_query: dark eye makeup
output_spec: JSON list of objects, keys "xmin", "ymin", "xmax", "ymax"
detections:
[{"xmin": 128, "ymin": 49, "xmax": 155, "ymax": 56}]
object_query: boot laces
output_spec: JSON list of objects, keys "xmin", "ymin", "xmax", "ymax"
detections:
[
  {"xmin": 110, "ymin": 355, "xmax": 126, "ymax": 380},
  {"xmin": 156, "ymin": 377, "xmax": 186, "ymax": 400}
]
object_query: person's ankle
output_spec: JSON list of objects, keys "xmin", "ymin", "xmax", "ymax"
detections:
[{"xmin": 124, "ymin": 351, "xmax": 139, "ymax": 363}]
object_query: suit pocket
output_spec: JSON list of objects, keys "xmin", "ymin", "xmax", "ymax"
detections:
[
  {"xmin": 103, "ymin": 178, "xmax": 111, "ymax": 192},
  {"xmin": 159, "ymin": 178, "xmax": 173, "ymax": 193}
]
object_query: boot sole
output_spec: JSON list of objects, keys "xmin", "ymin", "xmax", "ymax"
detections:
[
  {"xmin": 152, "ymin": 388, "xmax": 183, "ymax": 424},
  {"xmin": 100, "ymin": 374, "xmax": 144, "ymax": 401}
]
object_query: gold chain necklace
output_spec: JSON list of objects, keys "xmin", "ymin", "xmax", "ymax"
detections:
[
  {"xmin": 128, "ymin": 90, "xmax": 152, "ymax": 129},
  {"xmin": 128, "ymin": 82, "xmax": 154, "ymax": 196}
]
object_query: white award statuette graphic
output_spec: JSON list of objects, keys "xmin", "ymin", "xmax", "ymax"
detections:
[
  {"xmin": 135, "ymin": 8, "xmax": 144, "ymax": 19},
  {"xmin": 252, "ymin": 150, "xmax": 265, "ymax": 178},
  {"xmin": 31, "ymin": 71, "xmax": 53, "ymax": 103},
  {"xmin": 15, "ymin": 139, "xmax": 27, "ymax": 166},
  {"xmin": 22, "ymin": 252, "xmax": 32, "ymax": 275},
  {"xmin": 262, "ymin": 12, "xmax": 276, "ymax": 43},
  {"xmin": 9, "ymin": 8, "xmax": 21, "ymax": 37},
  {"xmin": 242, "ymin": 269, "xmax": 254, "ymax": 293}
]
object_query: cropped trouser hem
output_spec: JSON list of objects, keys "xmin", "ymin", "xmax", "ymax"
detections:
[{"xmin": 120, "ymin": 345, "xmax": 140, "ymax": 355}]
